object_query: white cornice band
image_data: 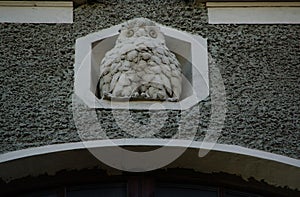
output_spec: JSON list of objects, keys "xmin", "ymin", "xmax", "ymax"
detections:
[
  {"xmin": 207, "ymin": 2, "xmax": 300, "ymax": 24},
  {"xmin": 0, "ymin": 1, "xmax": 73, "ymax": 23},
  {"xmin": 0, "ymin": 1, "xmax": 73, "ymax": 7}
]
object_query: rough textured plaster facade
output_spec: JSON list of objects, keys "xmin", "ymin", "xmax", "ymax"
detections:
[{"xmin": 0, "ymin": 1, "xmax": 299, "ymax": 159}]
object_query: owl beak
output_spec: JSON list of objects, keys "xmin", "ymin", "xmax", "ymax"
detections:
[{"xmin": 136, "ymin": 29, "xmax": 146, "ymax": 37}]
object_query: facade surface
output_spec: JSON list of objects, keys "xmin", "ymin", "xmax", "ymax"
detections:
[{"xmin": 0, "ymin": 0, "xmax": 299, "ymax": 196}]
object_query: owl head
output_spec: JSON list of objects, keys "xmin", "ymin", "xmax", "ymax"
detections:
[{"xmin": 116, "ymin": 18, "xmax": 166, "ymax": 45}]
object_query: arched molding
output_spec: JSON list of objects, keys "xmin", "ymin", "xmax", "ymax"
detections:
[{"xmin": 0, "ymin": 139, "xmax": 299, "ymax": 189}]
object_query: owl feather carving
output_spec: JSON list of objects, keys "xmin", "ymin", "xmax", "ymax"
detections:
[{"xmin": 98, "ymin": 18, "xmax": 182, "ymax": 101}]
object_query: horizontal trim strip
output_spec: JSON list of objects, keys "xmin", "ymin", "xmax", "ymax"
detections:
[
  {"xmin": 207, "ymin": 2, "xmax": 300, "ymax": 7},
  {"xmin": 0, "ymin": 1, "xmax": 73, "ymax": 7},
  {"xmin": 208, "ymin": 7, "xmax": 300, "ymax": 24},
  {"xmin": 0, "ymin": 6, "xmax": 73, "ymax": 23}
]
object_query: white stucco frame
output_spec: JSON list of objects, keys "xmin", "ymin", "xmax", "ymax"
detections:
[{"xmin": 74, "ymin": 22, "xmax": 209, "ymax": 110}]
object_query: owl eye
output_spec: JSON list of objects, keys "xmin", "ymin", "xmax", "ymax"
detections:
[
  {"xmin": 149, "ymin": 29, "xmax": 157, "ymax": 38},
  {"xmin": 126, "ymin": 30, "xmax": 134, "ymax": 37}
]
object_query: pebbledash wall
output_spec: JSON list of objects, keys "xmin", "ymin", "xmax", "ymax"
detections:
[{"xmin": 0, "ymin": 0, "xmax": 299, "ymax": 194}]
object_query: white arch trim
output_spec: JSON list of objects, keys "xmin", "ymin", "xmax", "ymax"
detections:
[
  {"xmin": 0, "ymin": 139, "xmax": 299, "ymax": 167},
  {"xmin": 0, "ymin": 139, "xmax": 299, "ymax": 189}
]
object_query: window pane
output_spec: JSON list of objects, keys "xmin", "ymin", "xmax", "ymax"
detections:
[
  {"xmin": 20, "ymin": 190, "xmax": 58, "ymax": 197},
  {"xmin": 67, "ymin": 183, "xmax": 126, "ymax": 197},
  {"xmin": 156, "ymin": 184, "xmax": 217, "ymax": 197},
  {"xmin": 225, "ymin": 190, "xmax": 263, "ymax": 197}
]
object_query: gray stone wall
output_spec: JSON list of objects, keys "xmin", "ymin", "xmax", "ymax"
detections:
[{"xmin": 0, "ymin": 1, "xmax": 299, "ymax": 159}]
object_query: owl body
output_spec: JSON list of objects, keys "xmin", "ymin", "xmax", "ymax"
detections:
[{"xmin": 98, "ymin": 18, "xmax": 182, "ymax": 101}]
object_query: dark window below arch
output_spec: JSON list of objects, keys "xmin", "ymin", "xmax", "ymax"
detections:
[{"xmin": 20, "ymin": 181, "xmax": 263, "ymax": 197}]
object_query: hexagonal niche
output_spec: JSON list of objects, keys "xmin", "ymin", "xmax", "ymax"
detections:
[{"xmin": 74, "ymin": 22, "xmax": 208, "ymax": 110}]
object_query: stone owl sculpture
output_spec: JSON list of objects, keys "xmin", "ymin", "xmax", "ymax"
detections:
[{"xmin": 98, "ymin": 18, "xmax": 182, "ymax": 101}]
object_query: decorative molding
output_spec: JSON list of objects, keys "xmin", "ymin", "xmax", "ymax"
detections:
[
  {"xmin": 207, "ymin": 2, "xmax": 300, "ymax": 24},
  {"xmin": 1, "ymin": 139, "xmax": 299, "ymax": 167},
  {"xmin": 74, "ymin": 20, "xmax": 209, "ymax": 110},
  {"xmin": 0, "ymin": 1, "xmax": 72, "ymax": 7},
  {"xmin": 207, "ymin": 2, "xmax": 300, "ymax": 8},
  {"xmin": 0, "ymin": 1, "xmax": 73, "ymax": 23},
  {"xmin": 0, "ymin": 139, "xmax": 299, "ymax": 189}
]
